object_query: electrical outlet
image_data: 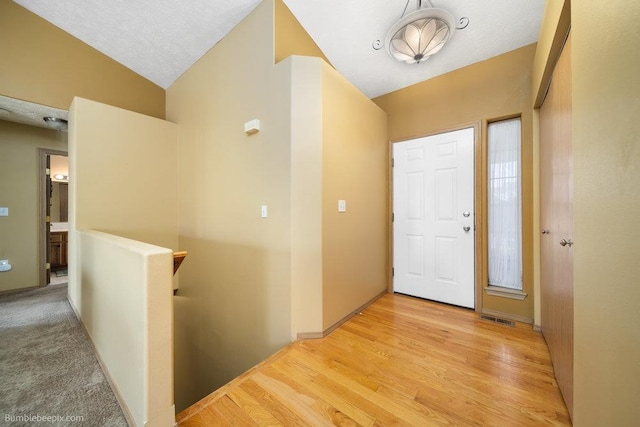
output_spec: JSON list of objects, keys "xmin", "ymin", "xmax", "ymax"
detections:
[{"xmin": 0, "ymin": 207, "xmax": 8, "ymax": 216}]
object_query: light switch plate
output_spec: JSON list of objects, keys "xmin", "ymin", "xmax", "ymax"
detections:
[
  {"xmin": 338, "ymin": 200, "xmax": 346, "ymax": 212},
  {"xmin": 0, "ymin": 207, "xmax": 8, "ymax": 216},
  {"xmin": 261, "ymin": 205, "xmax": 268, "ymax": 218}
]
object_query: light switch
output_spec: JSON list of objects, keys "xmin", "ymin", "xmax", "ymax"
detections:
[
  {"xmin": 261, "ymin": 205, "xmax": 268, "ymax": 218},
  {"xmin": 0, "ymin": 207, "xmax": 8, "ymax": 216},
  {"xmin": 338, "ymin": 200, "xmax": 346, "ymax": 213}
]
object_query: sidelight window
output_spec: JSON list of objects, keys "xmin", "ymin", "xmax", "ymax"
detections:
[{"xmin": 487, "ymin": 118, "xmax": 522, "ymax": 290}]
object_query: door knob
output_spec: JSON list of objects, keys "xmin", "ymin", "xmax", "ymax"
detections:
[
  {"xmin": 560, "ymin": 239, "xmax": 573, "ymax": 247},
  {"xmin": 463, "ymin": 226, "xmax": 471, "ymax": 232},
  {"xmin": 541, "ymin": 229, "xmax": 550, "ymax": 234},
  {"xmin": 463, "ymin": 211, "xmax": 471, "ymax": 218}
]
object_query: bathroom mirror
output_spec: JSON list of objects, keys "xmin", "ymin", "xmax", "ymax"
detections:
[{"xmin": 50, "ymin": 181, "xmax": 68, "ymax": 222}]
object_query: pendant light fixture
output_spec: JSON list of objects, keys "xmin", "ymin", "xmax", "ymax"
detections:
[{"xmin": 384, "ymin": 0, "xmax": 468, "ymax": 64}]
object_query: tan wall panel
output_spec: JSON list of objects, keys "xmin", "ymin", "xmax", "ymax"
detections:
[
  {"xmin": 68, "ymin": 96, "xmax": 178, "ymax": 323},
  {"xmin": 0, "ymin": 1, "xmax": 165, "ymax": 119},
  {"xmin": 76, "ymin": 230, "xmax": 174, "ymax": 427},
  {"xmin": 70, "ymin": 98, "xmax": 177, "ymax": 249},
  {"xmin": 572, "ymin": 1, "xmax": 640, "ymax": 424},
  {"xmin": 166, "ymin": 0, "xmax": 292, "ymax": 412},
  {"xmin": 0, "ymin": 121, "xmax": 67, "ymax": 292},
  {"xmin": 321, "ymin": 63, "xmax": 388, "ymax": 330},
  {"xmin": 289, "ymin": 57, "xmax": 324, "ymax": 337},
  {"xmin": 374, "ymin": 45, "xmax": 535, "ymax": 320},
  {"xmin": 274, "ymin": 0, "xmax": 331, "ymax": 66}
]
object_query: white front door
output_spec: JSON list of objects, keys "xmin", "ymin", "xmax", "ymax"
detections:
[{"xmin": 393, "ymin": 128, "xmax": 475, "ymax": 308}]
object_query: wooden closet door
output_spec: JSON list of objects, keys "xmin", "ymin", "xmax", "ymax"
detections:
[{"xmin": 540, "ymin": 33, "xmax": 573, "ymax": 418}]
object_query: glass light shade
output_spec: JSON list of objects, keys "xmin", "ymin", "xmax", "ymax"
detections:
[
  {"xmin": 385, "ymin": 8, "xmax": 455, "ymax": 64},
  {"xmin": 43, "ymin": 117, "xmax": 68, "ymax": 131}
]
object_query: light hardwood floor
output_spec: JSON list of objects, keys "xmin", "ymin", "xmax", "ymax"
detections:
[{"xmin": 177, "ymin": 294, "xmax": 571, "ymax": 426}]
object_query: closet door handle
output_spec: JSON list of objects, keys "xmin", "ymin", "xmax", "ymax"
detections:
[
  {"xmin": 541, "ymin": 229, "xmax": 550, "ymax": 234},
  {"xmin": 560, "ymin": 239, "xmax": 573, "ymax": 247}
]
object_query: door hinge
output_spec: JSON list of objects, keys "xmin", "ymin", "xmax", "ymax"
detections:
[
  {"xmin": 46, "ymin": 168, "xmax": 50, "ymax": 176},
  {"xmin": 391, "ymin": 158, "xmax": 394, "ymax": 167},
  {"xmin": 392, "ymin": 267, "xmax": 395, "ymax": 277},
  {"xmin": 46, "ymin": 263, "xmax": 51, "ymax": 270},
  {"xmin": 392, "ymin": 213, "xmax": 394, "ymax": 222}
]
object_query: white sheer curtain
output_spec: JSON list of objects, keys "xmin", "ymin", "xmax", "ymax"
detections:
[{"xmin": 487, "ymin": 118, "xmax": 522, "ymax": 290}]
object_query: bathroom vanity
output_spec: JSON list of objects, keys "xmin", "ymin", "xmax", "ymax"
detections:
[{"xmin": 50, "ymin": 230, "xmax": 68, "ymax": 270}]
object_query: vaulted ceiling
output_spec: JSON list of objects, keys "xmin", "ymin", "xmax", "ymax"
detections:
[
  {"xmin": 3, "ymin": 1, "xmax": 545, "ymax": 129},
  {"xmin": 13, "ymin": 0, "xmax": 545, "ymax": 99}
]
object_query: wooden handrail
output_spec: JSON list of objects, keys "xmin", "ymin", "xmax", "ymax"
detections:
[{"xmin": 173, "ymin": 251, "xmax": 187, "ymax": 275}]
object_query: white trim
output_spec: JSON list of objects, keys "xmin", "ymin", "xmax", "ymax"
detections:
[{"xmin": 484, "ymin": 285, "xmax": 527, "ymax": 300}]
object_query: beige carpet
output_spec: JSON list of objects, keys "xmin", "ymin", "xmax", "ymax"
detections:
[{"xmin": 0, "ymin": 284, "xmax": 127, "ymax": 426}]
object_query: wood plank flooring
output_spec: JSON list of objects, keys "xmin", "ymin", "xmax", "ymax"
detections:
[{"xmin": 177, "ymin": 294, "xmax": 571, "ymax": 426}]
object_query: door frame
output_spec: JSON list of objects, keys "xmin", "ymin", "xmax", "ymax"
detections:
[
  {"xmin": 38, "ymin": 148, "xmax": 68, "ymax": 287},
  {"xmin": 388, "ymin": 122, "xmax": 483, "ymax": 313}
]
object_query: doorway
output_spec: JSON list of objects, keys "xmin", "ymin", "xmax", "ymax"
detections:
[
  {"xmin": 392, "ymin": 127, "xmax": 476, "ymax": 308},
  {"xmin": 39, "ymin": 150, "xmax": 69, "ymax": 286}
]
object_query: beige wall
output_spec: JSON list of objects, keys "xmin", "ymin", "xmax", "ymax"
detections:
[
  {"xmin": 288, "ymin": 57, "xmax": 389, "ymax": 335},
  {"xmin": 274, "ymin": 0, "xmax": 331, "ymax": 66},
  {"xmin": 571, "ymin": 1, "xmax": 640, "ymax": 424},
  {"xmin": 374, "ymin": 45, "xmax": 536, "ymax": 321},
  {"xmin": 76, "ymin": 230, "xmax": 174, "ymax": 427},
  {"xmin": 70, "ymin": 98, "xmax": 177, "ymax": 248},
  {"xmin": 167, "ymin": 0, "xmax": 293, "ymax": 412},
  {"xmin": 0, "ymin": 1, "xmax": 165, "ymax": 119},
  {"xmin": 68, "ymin": 97, "xmax": 178, "ymax": 309},
  {"xmin": 321, "ymin": 63, "xmax": 388, "ymax": 329},
  {"xmin": 290, "ymin": 56, "xmax": 324, "ymax": 336},
  {"xmin": 68, "ymin": 98, "xmax": 179, "ymax": 425},
  {"xmin": 0, "ymin": 121, "xmax": 66, "ymax": 293},
  {"xmin": 167, "ymin": 0, "xmax": 389, "ymax": 410}
]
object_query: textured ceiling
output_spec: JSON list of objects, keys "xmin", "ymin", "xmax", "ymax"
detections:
[
  {"xmin": 2, "ymin": 0, "xmax": 544, "ymax": 128},
  {"xmin": 13, "ymin": 0, "xmax": 544, "ymax": 97},
  {"xmin": 284, "ymin": 0, "xmax": 545, "ymax": 98},
  {"xmin": 13, "ymin": 0, "xmax": 262, "ymax": 90},
  {"xmin": 0, "ymin": 95, "xmax": 68, "ymax": 131}
]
